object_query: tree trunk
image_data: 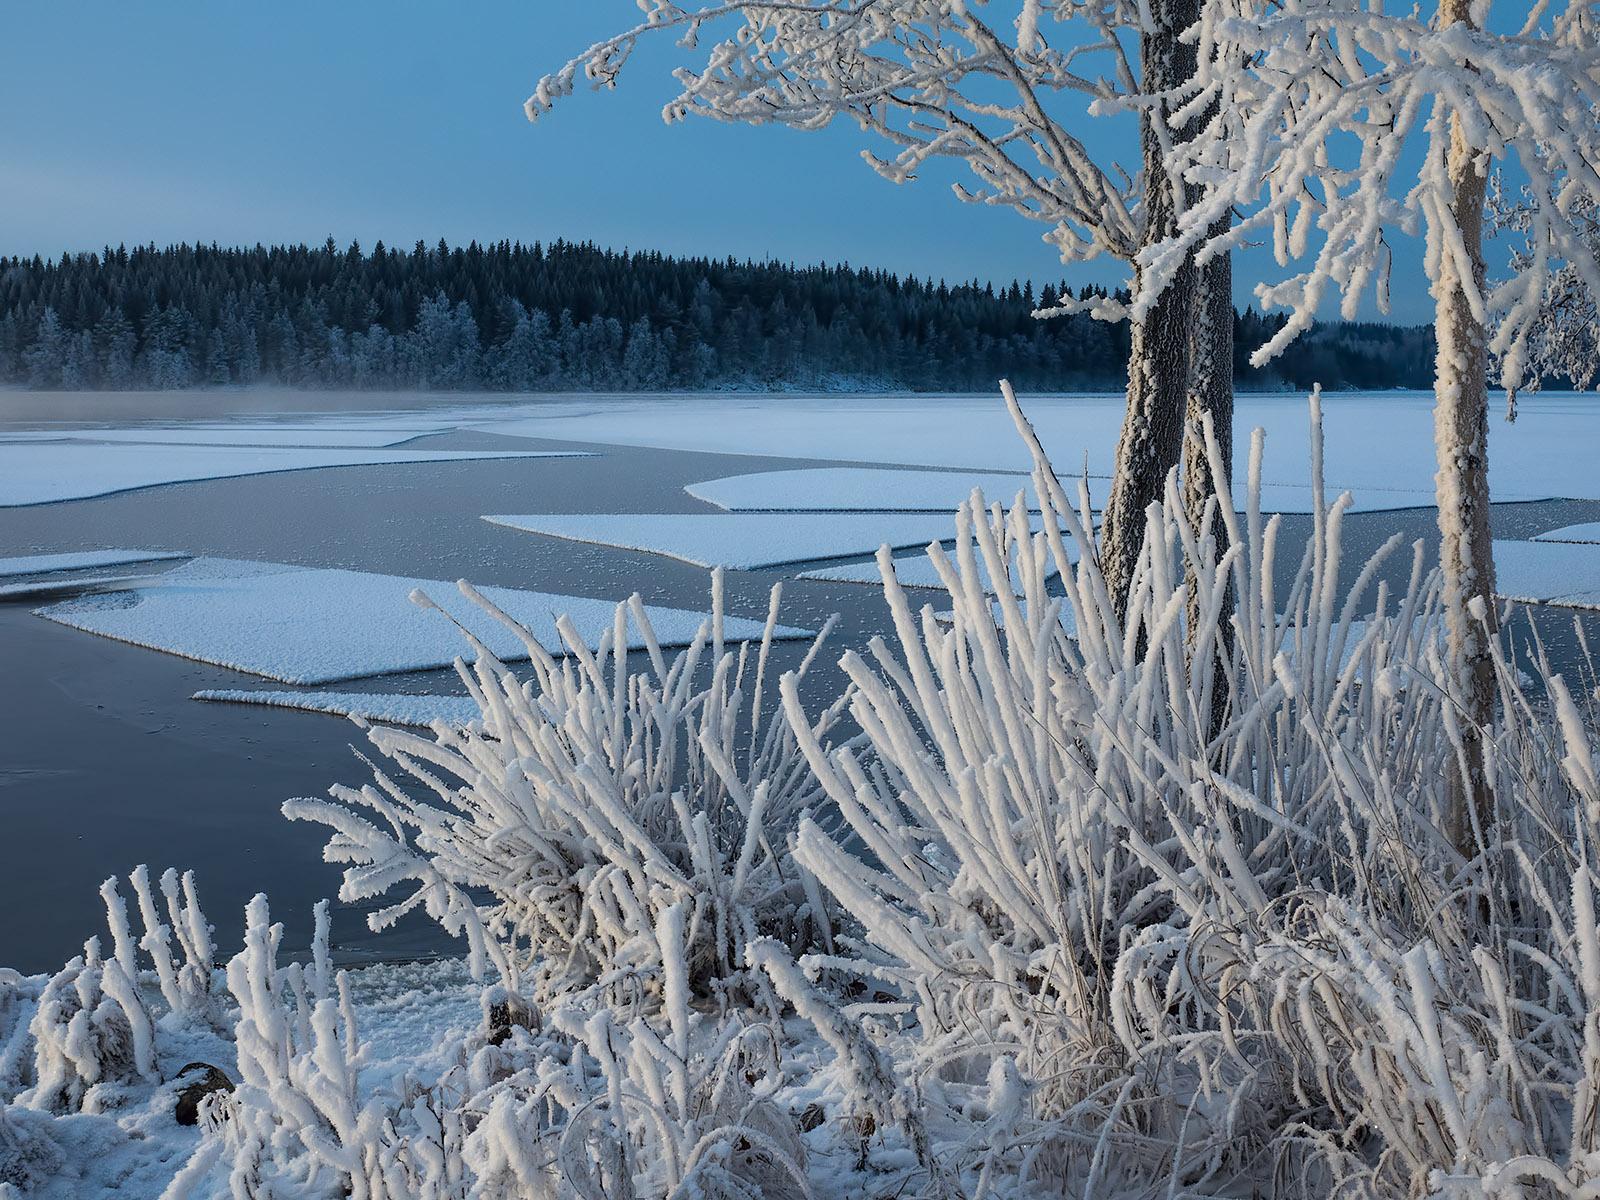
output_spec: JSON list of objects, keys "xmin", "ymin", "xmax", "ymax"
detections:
[
  {"xmin": 1185, "ymin": 229, "xmax": 1235, "ymax": 733},
  {"xmin": 1100, "ymin": 0, "xmax": 1201, "ymax": 621},
  {"xmin": 1435, "ymin": 0, "xmax": 1497, "ymax": 856}
]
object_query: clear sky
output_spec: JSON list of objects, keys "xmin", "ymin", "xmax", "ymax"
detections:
[{"xmin": 0, "ymin": 2, "xmax": 1438, "ymax": 323}]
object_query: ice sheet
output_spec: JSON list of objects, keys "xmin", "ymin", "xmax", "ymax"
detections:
[
  {"xmin": 0, "ymin": 444, "xmax": 589, "ymax": 506},
  {"xmin": 688, "ymin": 464, "xmax": 1436, "ymax": 516},
  {"xmin": 0, "ymin": 425, "xmax": 442, "ymax": 448},
  {"xmin": 0, "ymin": 549, "xmax": 188, "ymax": 577},
  {"xmin": 0, "ymin": 573, "xmax": 161, "ymax": 599},
  {"xmin": 472, "ymin": 391, "xmax": 1589, "ymax": 504},
  {"xmin": 689, "ymin": 468, "xmax": 1042, "ymax": 512},
  {"xmin": 482, "ymin": 512, "xmax": 978, "ymax": 570},
  {"xmin": 1493, "ymin": 539, "xmax": 1600, "ymax": 609},
  {"xmin": 1534, "ymin": 523, "xmax": 1600, "ymax": 544},
  {"xmin": 38, "ymin": 556, "xmax": 809, "ymax": 684},
  {"xmin": 193, "ymin": 689, "xmax": 482, "ymax": 727}
]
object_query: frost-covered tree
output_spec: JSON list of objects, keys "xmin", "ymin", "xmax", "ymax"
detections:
[
  {"xmin": 529, "ymin": 0, "xmax": 1233, "ymax": 617},
  {"xmin": 1494, "ymin": 183, "xmax": 1600, "ymax": 393},
  {"xmin": 1152, "ymin": 0, "xmax": 1600, "ymax": 847}
]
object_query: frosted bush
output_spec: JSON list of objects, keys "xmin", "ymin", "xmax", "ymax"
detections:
[
  {"xmin": 168, "ymin": 894, "xmax": 474, "ymax": 1200},
  {"xmin": 20, "ymin": 867, "xmax": 218, "ymax": 1115},
  {"xmin": 288, "ymin": 573, "xmax": 846, "ymax": 1006},
  {"xmin": 770, "ymin": 382, "xmax": 1600, "ymax": 1196}
]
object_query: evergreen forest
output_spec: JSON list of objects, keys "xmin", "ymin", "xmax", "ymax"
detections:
[{"xmin": 0, "ymin": 238, "xmax": 1438, "ymax": 393}]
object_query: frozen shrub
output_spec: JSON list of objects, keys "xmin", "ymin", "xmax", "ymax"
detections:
[
  {"xmin": 288, "ymin": 574, "xmax": 846, "ymax": 1006},
  {"xmin": 19, "ymin": 867, "xmax": 215, "ymax": 1114},
  {"xmin": 771, "ymin": 383, "xmax": 1600, "ymax": 1196},
  {"xmin": 169, "ymin": 895, "xmax": 471, "ymax": 1200},
  {"xmin": 0, "ymin": 971, "xmax": 39, "ymax": 1103}
]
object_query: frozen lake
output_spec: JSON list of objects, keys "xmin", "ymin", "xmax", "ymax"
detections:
[{"xmin": 3, "ymin": 387, "xmax": 1599, "ymax": 973}]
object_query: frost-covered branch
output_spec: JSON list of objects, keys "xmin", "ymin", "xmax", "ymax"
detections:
[
  {"xmin": 529, "ymin": 1, "xmax": 1146, "ymax": 266},
  {"xmin": 1155, "ymin": 0, "xmax": 1600, "ymax": 389}
]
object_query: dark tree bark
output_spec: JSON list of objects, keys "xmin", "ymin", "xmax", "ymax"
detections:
[{"xmin": 1099, "ymin": 0, "xmax": 1201, "ymax": 622}]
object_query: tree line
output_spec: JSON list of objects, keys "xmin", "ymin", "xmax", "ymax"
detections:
[{"xmin": 0, "ymin": 238, "xmax": 1435, "ymax": 393}]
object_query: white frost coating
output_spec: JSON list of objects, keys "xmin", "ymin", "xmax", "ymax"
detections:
[
  {"xmin": 482, "ymin": 511, "xmax": 978, "ymax": 569},
  {"xmin": 799, "ymin": 542, "xmax": 1066, "ymax": 594},
  {"xmin": 0, "ymin": 550, "xmax": 187, "ymax": 577},
  {"xmin": 1162, "ymin": 0, "xmax": 1600, "ymax": 402},
  {"xmin": 39, "ymin": 556, "xmax": 808, "ymax": 684},
  {"xmin": 17, "ymin": 388, "xmax": 1600, "ymax": 1198},
  {"xmin": 193, "ymin": 688, "xmax": 483, "ymax": 727},
  {"xmin": 286, "ymin": 576, "xmax": 843, "ymax": 998},
  {"xmin": 0, "ymin": 443, "xmax": 587, "ymax": 506}
]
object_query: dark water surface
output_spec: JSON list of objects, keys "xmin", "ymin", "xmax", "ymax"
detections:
[{"xmin": 3, "ymin": 391, "xmax": 1599, "ymax": 973}]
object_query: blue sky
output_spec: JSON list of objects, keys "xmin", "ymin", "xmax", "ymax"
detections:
[{"xmin": 0, "ymin": 2, "xmax": 1438, "ymax": 323}]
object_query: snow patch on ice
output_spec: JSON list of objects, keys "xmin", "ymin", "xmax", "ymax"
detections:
[
  {"xmin": 38, "ymin": 556, "xmax": 810, "ymax": 684},
  {"xmin": 0, "ymin": 549, "xmax": 188, "ymax": 577},
  {"xmin": 688, "ymin": 467, "xmax": 1042, "ymax": 512},
  {"xmin": 193, "ymin": 689, "xmax": 482, "ymax": 728},
  {"xmin": 0, "ymin": 573, "xmax": 170, "ymax": 600},
  {"xmin": 0, "ymin": 444, "xmax": 590, "ymax": 506},
  {"xmin": 471, "ymin": 390, "xmax": 1587, "ymax": 504},
  {"xmin": 0, "ymin": 425, "xmax": 443, "ymax": 448},
  {"xmin": 1493, "ymin": 539, "xmax": 1600, "ymax": 609},
  {"xmin": 482, "ymin": 511, "xmax": 982, "ymax": 569},
  {"xmin": 1533, "ymin": 522, "xmax": 1600, "ymax": 545}
]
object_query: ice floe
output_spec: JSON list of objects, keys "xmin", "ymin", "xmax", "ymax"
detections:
[
  {"xmin": 0, "ymin": 425, "xmax": 442, "ymax": 448},
  {"xmin": 688, "ymin": 467, "xmax": 1041, "ymax": 512},
  {"xmin": 0, "ymin": 574, "xmax": 165, "ymax": 600},
  {"xmin": 1493, "ymin": 539, "xmax": 1600, "ymax": 609},
  {"xmin": 193, "ymin": 689, "xmax": 482, "ymax": 727},
  {"xmin": 0, "ymin": 444, "xmax": 589, "ymax": 506},
  {"xmin": 0, "ymin": 549, "xmax": 188, "ymax": 577},
  {"xmin": 38, "ymin": 556, "xmax": 808, "ymax": 684},
  {"xmin": 481, "ymin": 512, "xmax": 981, "ymax": 569},
  {"xmin": 1534, "ymin": 522, "xmax": 1600, "ymax": 544},
  {"xmin": 472, "ymin": 391, "xmax": 1591, "ymax": 504}
]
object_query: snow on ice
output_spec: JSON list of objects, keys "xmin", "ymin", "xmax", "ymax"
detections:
[
  {"xmin": 688, "ymin": 466, "xmax": 1042, "ymax": 512},
  {"xmin": 0, "ymin": 549, "xmax": 188, "ymax": 577},
  {"xmin": 1534, "ymin": 522, "xmax": 1600, "ymax": 545},
  {"xmin": 472, "ymin": 391, "xmax": 1591, "ymax": 504},
  {"xmin": 0, "ymin": 424, "xmax": 443, "ymax": 448},
  {"xmin": 481, "ymin": 511, "xmax": 982, "ymax": 569},
  {"xmin": 0, "ymin": 443, "xmax": 590, "ymax": 506},
  {"xmin": 192, "ymin": 689, "xmax": 482, "ymax": 727},
  {"xmin": 1491, "ymin": 539, "xmax": 1600, "ymax": 609},
  {"xmin": 37, "ymin": 556, "xmax": 810, "ymax": 684}
]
